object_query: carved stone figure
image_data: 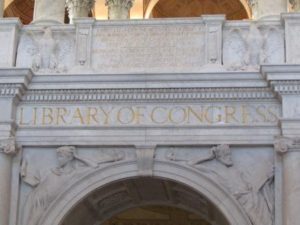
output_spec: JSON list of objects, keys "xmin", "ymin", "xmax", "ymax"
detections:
[
  {"xmin": 21, "ymin": 146, "xmax": 124, "ymax": 225},
  {"xmin": 0, "ymin": 138, "xmax": 17, "ymax": 155},
  {"xmin": 224, "ymin": 23, "xmax": 283, "ymax": 71},
  {"xmin": 27, "ymin": 27, "xmax": 59, "ymax": 73},
  {"xmin": 166, "ymin": 144, "xmax": 233, "ymax": 167},
  {"xmin": 166, "ymin": 145, "xmax": 274, "ymax": 225}
]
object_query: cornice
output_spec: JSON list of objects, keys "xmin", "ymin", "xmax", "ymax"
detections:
[
  {"xmin": 261, "ymin": 64, "xmax": 300, "ymax": 95},
  {"xmin": 22, "ymin": 87, "xmax": 276, "ymax": 103},
  {"xmin": 0, "ymin": 68, "xmax": 33, "ymax": 99}
]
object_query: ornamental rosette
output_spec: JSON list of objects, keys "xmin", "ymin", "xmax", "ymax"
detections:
[{"xmin": 105, "ymin": 0, "xmax": 135, "ymax": 10}]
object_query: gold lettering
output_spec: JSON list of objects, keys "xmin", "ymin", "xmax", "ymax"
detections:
[
  {"xmin": 169, "ymin": 106, "xmax": 187, "ymax": 124},
  {"xmin": 204, "ymin": 106, "xmax": 222, "ymax": 124},
  {"xmin": 33, "ymin": 107, "xmax": 38, "ymax": 125},
  {"xmin": 151, "ymin": 107, "xmax": 168, "ymax": 124},
  {"xmin": 241, "ymin": 105, "xmax": 251, "ymax": 124},
  {"xmin": 42, "ymin": 108, "xmax": 54, "ymax": 125},
  {"xmin": 56, "ymin": 108, "xmax": 69, "ymax": 125},
  {"xmin": 71, "ymin": 108, "xmax": 85, "ymax": 125},
  {"xmin": 267, "ymin": 105, "xmax": 279, "ymax": 122},
  {"xmin": 134, "ymin": 107, "xmax": 146, "ymax": 125},
  {"xmin": 19, "ymin": 107, "xmax": 30, "ymax": 125},
  {"xmin": 187, "ymin": 106, "xmax": 204, "ymax": 123},
  {"xmin": 256, "ymin": 105, "xmax": 267, "ymax": 122},
  {"xmin": 225, "ymin": 106, "xmax": 239, "ymax": 123},
  {"xmin": 99, "ymin": 107, "xmax": 114, "ymax": 125},
  {"xmin": 117, "ymin": 107, "xmax": 135, "ymax": 124},
  {"xmin": 87, "ymin": 107, "xmax": 99, "ymax": 125}
]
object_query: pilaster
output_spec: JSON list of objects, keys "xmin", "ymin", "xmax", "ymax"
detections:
[
  {"xmin": 0, "ymin": 68, "xmax": 32, "ymax": 225},
  {"xmin": 66, "ymin": 0, "xmax": 95, "ymax": 24},
  {"xmin": 282, "ymin": 13, "xmax": 300, "ymax": 64},
  {"xmin": 105, "ymin": 0, "xmax": 134, "ymax": 20},
  {"xmin": 274, "ymin": 137, "xmax": 300, "ymax": 225},
  {"xmin": 0, "ymin": 138, "xmax": 17, "ymax": 225},
  {"xmin": 263, "ymin": 65, "xmax": 300, "ymax": 225}
]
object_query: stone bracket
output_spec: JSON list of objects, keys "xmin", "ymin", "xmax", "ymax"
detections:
[
  {"xmin": 74, "ymin": 18, "xmax": 95, "ymax": 69},
  {"xmin": 135, "ymin": 145, "xmax": 156, "ymax": 176},
  {"xmin": 203, "ymin": 15, "xmax": 225, "ymax": 65}
]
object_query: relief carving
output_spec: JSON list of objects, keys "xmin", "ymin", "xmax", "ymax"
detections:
[
  {"xmin": 166, "ymin": 145, "xmax": 274, "ymax": 225},
  {"xmin": 21, "ymin": 146, "xmax": 124, "ymax": 225},
  {"xmin": 25, "ymin": 27, "xmax": 74, "ymax": 73},
  {"xmin": 0, "ymin": 138, "xmax": 17, "ymax": 155},
  {"xmin": 224, "ymin": 23, "xmax": 284, "ymax": 71}
]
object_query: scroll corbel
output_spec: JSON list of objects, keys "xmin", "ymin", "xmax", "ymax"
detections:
[{"xmin": 0, "ymin": 138, "xmax": 18, "ymax": 155}]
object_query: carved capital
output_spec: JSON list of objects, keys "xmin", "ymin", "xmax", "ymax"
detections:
[
  {"xmin": 0, "ymin": 138, "xmax": 17, "ymax": 155},
  {"xmin": 289, "ymin": 0, "xmax": 300, "ymax": 11},
  {"xmin": 105, "ymin": 0, "xmax": 134, "ymax": 10},
  {"xmin": 274, "ymin": 136, "xmax": 300, "ymax": 155},
  {"xmin": 66, "ymin": 0, "xmax": 95, "ymax": 11}
]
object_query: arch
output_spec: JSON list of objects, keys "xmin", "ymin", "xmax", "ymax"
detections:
[
  {"xmin": 144, "ymin": 0, "xmax": 252, "ymax": 19},
  {"xmin": 38, "ymin": 161, "xmax": 252, "ymax": 225}
]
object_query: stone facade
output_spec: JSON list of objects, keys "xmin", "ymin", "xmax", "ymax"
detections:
[{"xmin": 0, "ymin": 1, "xmax": 300, "ymax": 225}]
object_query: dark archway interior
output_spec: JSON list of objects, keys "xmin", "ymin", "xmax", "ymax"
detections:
[
  {"xmin": 151, "ymin": 0, "xmax": 249, "ymax": 20},
  {"xmin": 61, "ymin": 177, "xmax": 229, "ymax": 225}
]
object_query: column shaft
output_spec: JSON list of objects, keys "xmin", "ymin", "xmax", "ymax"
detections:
[
  {"xmin": 33, "ymin": 0, "xmax": 65, "ymax": 24},
  {"xmin": 252, "ymin": 0, "xmax": 287, "ymax": 19}
]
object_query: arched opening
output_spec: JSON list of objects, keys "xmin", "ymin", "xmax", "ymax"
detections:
[
  {"xmin": 61, "ymin": 178, "xmax": 229, "ymax": 225},
  {"xmin": 35, "ymin": 162, "xmax": 251, "ymax": 225},
  {"xmin": 145, "ymin": 0, "xmax": 251, "ymax": 20}
]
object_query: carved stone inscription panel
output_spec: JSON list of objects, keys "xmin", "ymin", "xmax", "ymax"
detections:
[
  {"xmin": 17, "ymin": 103, "xmax": 281, "ymax": 127},
  {"xmin": 92, "ymin": 23, "xmax": 205, "ymax": 73}
]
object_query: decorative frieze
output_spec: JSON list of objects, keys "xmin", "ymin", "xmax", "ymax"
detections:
[
  {"xmin": 22, "ymin": 87, "xmax": 276, "ymax": 103},
  {"xmin": 271, "ymin": 81, "xmax": 300, "ymax": 95}
]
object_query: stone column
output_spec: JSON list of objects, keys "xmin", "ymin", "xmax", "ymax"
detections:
[
  {"xmin": 0, "ymin": 138, "xmax": 17, "ymax": 225},
  {"xmin": 33, "ymin": 0, "xmax": 66, "ymax": 24},
  {"xmin": 275, "ymin": 137, "xmax": 300, "ymax": 225},
  {"xmin": 105, "ymin": 0, "xmax": 134, "ymax": 20},
  {"xmin": 250, "ymin": 0, "xmax": 287, "ymax": 19},
  {"xmin": 66, "ymin": 0, "xmax": 95, "ymax": 24}
]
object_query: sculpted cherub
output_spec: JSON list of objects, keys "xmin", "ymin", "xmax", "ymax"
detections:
[{"xmin": 21, "ymin": 146, "xmax": 125, "ymax": 225}]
